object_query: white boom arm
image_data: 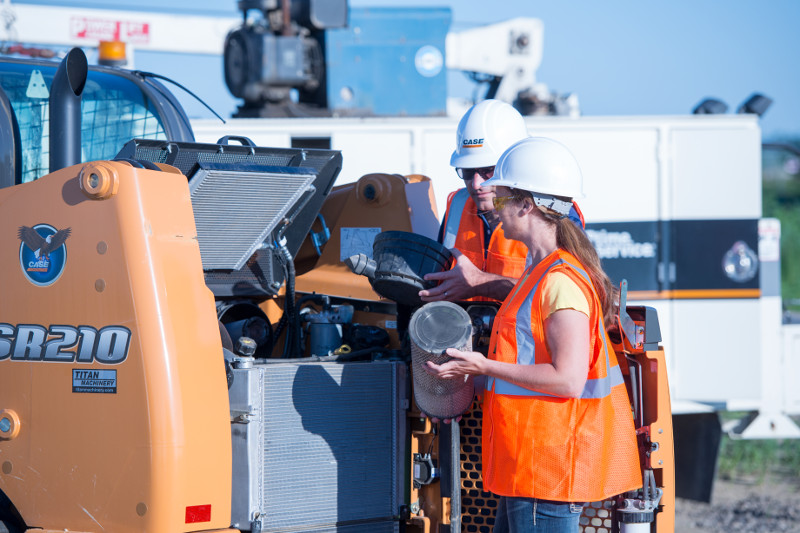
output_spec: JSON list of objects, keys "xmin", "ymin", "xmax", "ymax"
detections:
[{"xmin": 445, "ymin": 17, "xmax": 544, "ymax": 104}]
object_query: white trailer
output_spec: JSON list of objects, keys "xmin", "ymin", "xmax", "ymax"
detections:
[{"xmin": 193, "ymin": 113, "xmax": 800, "ymax": 442}]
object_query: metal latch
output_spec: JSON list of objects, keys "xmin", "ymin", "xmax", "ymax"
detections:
[
  {"xmin": 413, "ymin": 453, "xmax": 440, "ymax": 487},
  {"xmin": 230, "ymin": 408, "xmax": 255, "ymax": 424}
]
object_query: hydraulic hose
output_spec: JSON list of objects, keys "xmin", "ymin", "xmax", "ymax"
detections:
[{"xmin": 276, "ymin": 238, "xmax": 300, "ymax": 358}]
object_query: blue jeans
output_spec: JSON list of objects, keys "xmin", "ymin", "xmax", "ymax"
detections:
[{"xmin": 493, "ymin": 496, "xmax": 584, "ymax": 533}]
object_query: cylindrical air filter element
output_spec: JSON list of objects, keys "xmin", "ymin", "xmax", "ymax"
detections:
[{"xmin": 409, "ymin": 301, "xmax": 474, "ymax": 420}]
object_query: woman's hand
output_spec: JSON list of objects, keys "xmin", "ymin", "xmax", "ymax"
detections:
[
  {"xmin": 424, "ymin": 347, "xmax": 486, "ymax": 378},
  {"xmin": 422, "ymin": 348, "xmax": 484, "ymax": 424}
]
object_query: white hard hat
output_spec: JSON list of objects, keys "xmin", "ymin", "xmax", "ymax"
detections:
[
  {"xmin": 450, "ymin": 99, "xmax": 528, "ymax": 169},
  {"xmin": 482, "ymin": 137, "xmax": 584, "ymax": 199}
]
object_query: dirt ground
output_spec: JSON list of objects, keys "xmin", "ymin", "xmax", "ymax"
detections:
[{"xmin": 674, "ymin": 477, "xmax": 800, "ymax": 533}]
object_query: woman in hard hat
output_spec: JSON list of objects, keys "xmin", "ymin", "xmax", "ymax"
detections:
[{"xmin": 424, "ymin": 137, "xmax": 641, "ymax": 532}]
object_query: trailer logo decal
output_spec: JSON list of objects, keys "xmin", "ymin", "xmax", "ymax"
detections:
[
  {"xmin": 0, "ymin": 324, "xmax": 130, "ymax": 364},
  {"xmin": 73, "ymin": 369, "xmax": 117, "ymax": 394},
  {"xmin": 462, "ymin": 138, "xmax": 484, "ymax": 148},
  {"xmin": 586, "ymin": 229, "xmax": 656, "ymax": 260},
  {"xmin": 18, "ymin": 224, "xmax": 71, "ymax": 286}
]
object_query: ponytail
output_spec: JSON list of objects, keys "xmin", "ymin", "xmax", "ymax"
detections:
[
  {"xmin": 555, "ymin": 217, "xmax": 617, "ymax": 326},
  {"xmin": 510, "ymin": 189, "xmax": 618, "ymax": 325}
]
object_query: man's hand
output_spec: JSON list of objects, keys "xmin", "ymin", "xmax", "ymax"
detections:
[
  {"xmin": 418, "ymin": 250, "xmax": 486, "ymax": 302},
  {"xmin": 418, "ymin": 249, "xmax": 517, "ymax": 302}
]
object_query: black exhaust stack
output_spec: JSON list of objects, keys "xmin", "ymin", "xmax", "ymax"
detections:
[{"xmin": 49, "ymin": 47, "xmax": 88, "ymax": 173}]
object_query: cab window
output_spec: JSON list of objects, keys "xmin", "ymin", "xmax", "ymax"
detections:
[{"xmin": 0, "ymin": 61, "xmax": 168, "ymax": 183}]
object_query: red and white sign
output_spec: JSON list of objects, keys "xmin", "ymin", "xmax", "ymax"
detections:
[{"xmin": 70, "ymin": 17, "xmax": 150, "ymax": 44}]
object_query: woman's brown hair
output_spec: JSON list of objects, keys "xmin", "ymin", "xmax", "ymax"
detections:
[
  {"xmin": 513, "ymin": 190, "xmax": 618, "ymax": 326},
  {"xmin": 553, "ymin": 216, "xmax": 617, "ymax": 326}
]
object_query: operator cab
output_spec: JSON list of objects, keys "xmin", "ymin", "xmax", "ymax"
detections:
[{"xmin": 0, "ymin": 54, "xmax": 195, "ymax": 189}]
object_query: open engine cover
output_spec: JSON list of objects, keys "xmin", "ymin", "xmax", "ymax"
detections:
[{"xmin": 116, "ymin": 139, "xmax": 341, "ymax": 299}]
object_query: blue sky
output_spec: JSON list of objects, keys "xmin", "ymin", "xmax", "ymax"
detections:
[{"xmin": 20, "ymin": 0, "xmax": 800, "ymax": 139}]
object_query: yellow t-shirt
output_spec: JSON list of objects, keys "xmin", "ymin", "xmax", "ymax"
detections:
[{"xmin": 540, "ymin": 271, "xmax": 590, "ymax": 319}]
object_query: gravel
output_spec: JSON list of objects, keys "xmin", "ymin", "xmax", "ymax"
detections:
[{"xmin": 675, "ymin": 478, "xmax": 800, "ymax": 533}]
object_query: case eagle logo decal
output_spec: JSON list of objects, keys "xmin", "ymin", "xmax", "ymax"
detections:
[{"xmin": 18, "ymin": 224, "xmax": 71, "ymax": 286}]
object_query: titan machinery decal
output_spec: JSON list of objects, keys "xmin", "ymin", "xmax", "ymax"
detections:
[
  {"xmin": 72, "ymin": 369, "xmax": 117, "ymax": 394},
  {"xmin": 0, "ymin": 324, "xmax": 131, "ymax": 364},
  {"xmin": 18, "ymin": 224, "xmax": 71, "ymax": 286}
]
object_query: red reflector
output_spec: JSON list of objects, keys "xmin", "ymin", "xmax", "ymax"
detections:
[{"xmin": 185, "ymin": 504, "xmax": 211, "ymax": 523}]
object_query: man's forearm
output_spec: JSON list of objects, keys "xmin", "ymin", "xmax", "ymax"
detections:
[{"xmin": 474, "ymin": 273, "xmax": 516, "ymax": 301}]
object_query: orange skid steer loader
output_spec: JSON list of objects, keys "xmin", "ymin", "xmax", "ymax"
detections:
[{"xmin": 0, "ymin": 141, "xmax": 673, "ymax": 533}]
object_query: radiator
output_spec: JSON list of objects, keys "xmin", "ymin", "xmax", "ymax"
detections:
[{"xmin": 229, "ymin": 360, "xmax": 407, "ymax": 532}]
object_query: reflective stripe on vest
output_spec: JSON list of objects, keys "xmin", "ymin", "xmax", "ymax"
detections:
[
  {"xmin": 441, "ymin": 189, "xmax": 528, "ymax": 289},
  {"xmin": 485, "ymin": 257, "xmax": 621, "ymax": 399},
  {"xmin": 442, "ymin": 188, "xmax": 469, "ymax": 249}
]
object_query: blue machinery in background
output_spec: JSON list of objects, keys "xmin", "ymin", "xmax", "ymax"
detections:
[{"xmin": 224, "ymin": 0, "xmax": 450, "ymax": 117}]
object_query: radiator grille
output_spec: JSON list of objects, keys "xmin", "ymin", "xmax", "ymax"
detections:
[
  {"xmin": 188, "ymin": 166, "xmax": 315, "ymax": 270},
  {"xmin": 230, "ymin": 360, "xmax": 405, "ymax": 533},
  {"xmin": 115, "ymin": 139, "xmax": 342, "ymax": 298}
]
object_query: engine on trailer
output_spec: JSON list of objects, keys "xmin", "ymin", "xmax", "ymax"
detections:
[{"xmin": 223, "ymin": 0, "xmax": 347, "ymax": 117}]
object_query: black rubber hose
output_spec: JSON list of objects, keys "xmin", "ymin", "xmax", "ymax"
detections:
[{"xmin": 277, "ymin": 240, "xmax": 300, "ymax": 358}]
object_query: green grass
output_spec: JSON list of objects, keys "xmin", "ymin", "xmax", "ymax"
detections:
[
  {"xmin": 716, "ymin": 413, "xmax": 800, "ymax": 483},
  {"xmin": 717, "ymin": 436, "xmax": 800, "ymax": 482}
]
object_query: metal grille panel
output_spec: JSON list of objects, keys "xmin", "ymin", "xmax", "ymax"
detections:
[
  {"xmin": 579, "ymin": 500, "xmax": 614, "ymax": 533},
  {"xmin": 460, "ymin": 399, "xmax": 498, "ymax": 533},
  {"xmin": 230, "ymin": 360, "xmax": 406, "ymax": 532},
  {"xmin": 116, "ymin": 139, "xmax": 342, "ymax": 298},
  {"xmin": 2, "ymin": 66, "xmax": 165, "ymax": 183},
  {"xmin": 188, "ymin": 166, "xmax": 315, "ymax": 270}
]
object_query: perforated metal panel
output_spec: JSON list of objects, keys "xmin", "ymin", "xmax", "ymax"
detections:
[
  {"xmin": 230, "ymin": 360, "xmax": 406, "ymax": 532},
  {"xmin": 459, "ymin": 399, "xmax": 498, "ymax": 533},
  {"xmin": 580, "ymin": 501, "xmax": 615, "ymax": 532}
]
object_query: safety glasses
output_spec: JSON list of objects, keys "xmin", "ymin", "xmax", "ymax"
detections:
[
  {"xmin": 492, "ymin": 195, "xmax": 519, "ymax": 211},
  {"xmin": 455, "ymin": 166, "xmax": 495, "ymax": 181}
]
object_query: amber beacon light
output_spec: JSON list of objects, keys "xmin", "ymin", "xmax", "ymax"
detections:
[{"xmin": 98, "ymin": 40, "xmax": 127, "ymax": 67}]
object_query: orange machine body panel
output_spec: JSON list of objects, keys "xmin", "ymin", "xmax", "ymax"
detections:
[
  {"xmin": 641, "ymin": 348, "xmax": 676, "ymax": 533},
  {"xmin": 293, "ymin": 173, "xmax": 439, "ymax": 301},
  {"xmin": 0, "ymin": 162, "xmax": 233, "ymax": 532}
]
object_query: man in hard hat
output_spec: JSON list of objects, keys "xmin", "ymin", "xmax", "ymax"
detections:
[{"xmin": 419, "ymin": 99, "xmax": 584, "ymax": 303}]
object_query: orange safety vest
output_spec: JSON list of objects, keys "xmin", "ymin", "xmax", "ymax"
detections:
[
  {"xmin": 482, "ymin": 248, "xmax": 641, "ymax": 502},
  {"xmin": 442, "ymin": 189, "xmax": 528, "ymax": 301}
]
